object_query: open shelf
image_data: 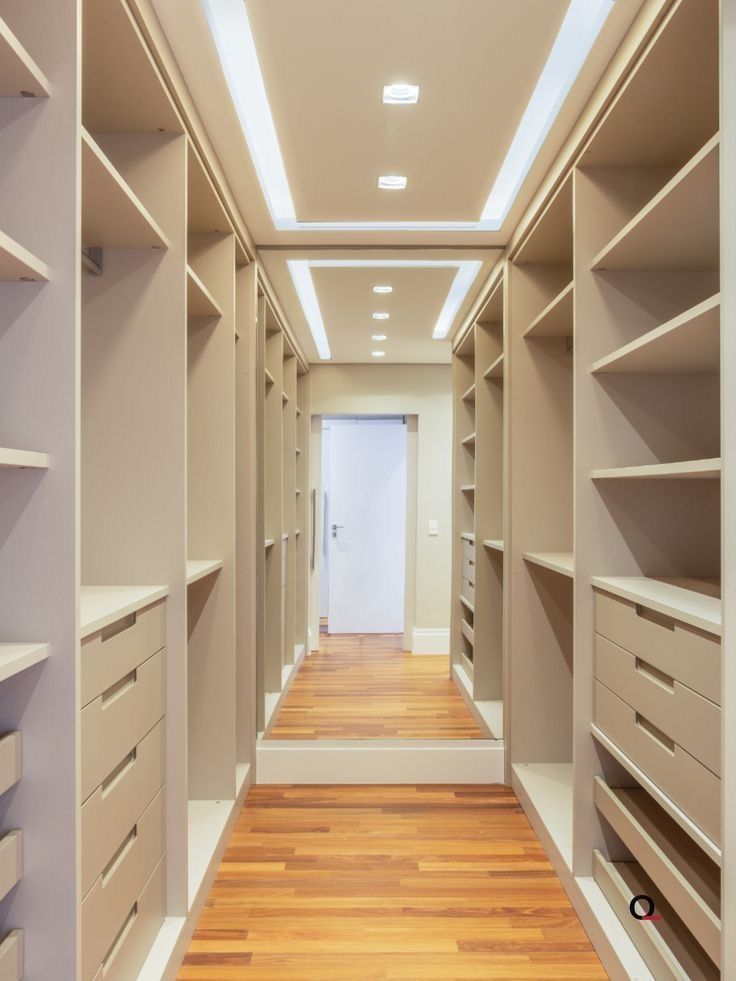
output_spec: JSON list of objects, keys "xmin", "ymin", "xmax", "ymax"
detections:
[
  {"xmin": 81, "ymin": 129, "xmax": 169, "ymax": 249},
  {"xmin": 187, "ymin": 266, "xmax": 223, "ymax": 319},
  {"xmin": 591, "ymin": 458, "xmax": 720, "ymax": 481},
  {"xmin": 591, "ymin": 294, "xmax": 720, "ymax": 374},
  {"xmin": 0, "ymin": 643, "xmax": 49, "ymax": 683},
  {"xmin": 523, "ymin": 281, "xmax": 573, "ymax": 339},
  {"xmin": 264, "ymin": 368, "xmax": 275, "ymax": 388},
  {"xmin": 282, "ymin": 391, "xmax": 289, "ymax": 404},
  {"xmin": 0, "ymin": 447, "xmax": 49, "ymax": 469},
  {"xmin": 0, "ymin": 15, "xmax": 50, "ymax": 97},
  {"xmin": 482, "ymin": 354, "xmax": 504, "ymax": 379},
  {"xmin": 524, "ymin": 552, "xmax": 574, "ymax": 578},
  {"xmin": 591, "ymin": 135, "xmax": 719, "ymax": 271},
  {"xmin": 264, "ymin": 538, "xmax": 275, "ymax": 549},
  {"xmin": 461, "ymin": 432, "xmax": 476, "ymax": 448},
  {"xmin": 461, "ymin": 383, "xmax": 476, "ymax": 402},
  {"xmin": 512, "ymin": 763, "xmax": 573, "ymax": 870},
  {"xmin": 460, "ymin": 484, "xmax": 475, "ymax": 495},
  {"xmin": 592, "ymin": 575, "xmax": 720, "ymax": 635},
  {"xmin": 452, "ymin": 660, "xmax": 504, "ymax": 738},
  {"xmin": 188, "ymin": 799, "xmax": 231, "ymax": 907},
  {"xmin": 482, "ymin": 539, "xmax": 504, "ymax": 553},
  {"xmin": 186, "ymin": 559, "xmax": 223, "ymax": 586},
  {"xmin": 460, "ymin": 532, "xmax": 475, "ymax": 543},
  {"xmin": 80, "ymin": 585, "xmax": 169, "ymax": 637},
  {"xmin": 0, "ymin": 229, "xmax": 49, "ymax": 282},
  {"xmin": 459, "ymin": 595, "xmax": 474, "ymax": 616}
]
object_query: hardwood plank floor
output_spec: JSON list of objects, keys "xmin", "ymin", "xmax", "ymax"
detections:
[
  {"xmin": 179, "ymin": 785, "xmax": 606, "ymax": 980},
  {"xmin": 269, "ymin": 634, "xmax": 484, "ymax": 740}
]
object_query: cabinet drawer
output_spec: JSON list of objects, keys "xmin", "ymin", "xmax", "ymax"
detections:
[
  {"xmin": 82, "ymin": 720, "xmax": 165, "ymax": 896},
  {"xmin": 462, "ymin": 538, "xmax": 475, "ymax": 563},
  {"xmin": 594, "ymin": 681, "xmax": 719, "ymax": 844},
  {"xmin": 0, "ymin": 930, "xmax": 22, "ymax": 981},
  {"xmin": 82, "ymin": 601, "xmax": 165, "ymax": 708},
  {"xmin": 82, "ymin": 788, "xmax": 165, "ymax": 981},
  {"xmin": 0, "ymin": 734, "xmax": 21, "ymax": 799},
  {"xmin": 461, "ymin": 578, "xmax": 475, "ymax": 606},
  {"xmin": 0, "ymin": 833, "xmax": 21, "ymax": 906},
  {"xmin": 462, "ymin": 556, "xmax": 475, "ymax": 583},
  {"xmin": 91, "ymin": 857, "xmax": 165, "ymax": 981},
  {"xmin": 595, "ymin": 636, "xmax": 720, "ymax": 776},
  {"xmin": 81, "ymin": 649, "xmax": 165, "ymax": 803},
  {"xmin": 594, "ymin": 590, "xmax": 720, "ymax": 705}
]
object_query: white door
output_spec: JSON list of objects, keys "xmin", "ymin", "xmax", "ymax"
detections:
[{"xmin": 327, "ymin": 421, "xmax": 407, "ymax": 634}]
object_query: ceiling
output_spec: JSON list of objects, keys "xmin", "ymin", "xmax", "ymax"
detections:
[{"xmin": 151, "ymin": 0, "xmax": 646, "ymax": 363}]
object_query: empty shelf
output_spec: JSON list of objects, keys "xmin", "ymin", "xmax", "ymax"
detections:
[
  {"xmin": 295, "ymin": 489, "xmax": 302, "ymax": 495},
  {"xmin": 265, "ymin": 368, "xmax": 275, "ymax": 387},
  {"xmin": 264, "ymin": 538, "xmax": 275, "ymax": 549},
  {"xmin": 282, "ymin": 391, "xmax": 289, "ymax": 404},
  {"xmin": 524, "ymin": 281, "xmax": 574, "ymax": 339},
  {"xmin": 459, "ymin": 595, "xmax": 474, "ymax": 615},
  {"xmin": 187, "ymin": 266, "xmax": 223, "ymax": 319},
  {"xmin": 296, "ymin": 407, "xmax": 302, "ymax": 416},
  {"xmin": 296, "ymin": 447, "xmax": 302, "ymax": 455},
  {"xmin": 0, "ymin": 229, "xmax": 49, "ymax": 282},
  {"xmin": 0, "ymin": 16, "xmax": 50, "ymax": 96},
  {"xmin": 524, "ymin": 552, "xmax": 574, "ymax": 578},
  {"xmin": 0, "ymin": 447, "xmax": 49, "ymax": 469},
  {"xmin": 461, "ymin": 432, "xmax": 476, "ymax": 448},
  {"xmin": 461, "ymin": 619, "xmax": 474, "ymax": 646},
  {"xmin": 80, "ymin": 585, "xmax": 169, "ymax": 637},
  {"xmin": 82, "ymin": 130, "xmax": 169, "ymax": 249},
  {"xmin": 461, "ymin": 383, "xmax": 476, "ymax": 402},
  {"xmin": 512, "ymin": 763, "xmax": 573, "ymax": 870},
  {"xmin": 591, "ymin": 458, "xmax": 720, "ymax": 480},
  {"xmin": 186, "ymin": 559, "xmax": 223, "ymax": 585},
  {"xmin": 591, "ymin": 135, "xmax": 719, "ymax": 271},
  {"xmin": 0, "ymin": 643, "xmax": 48, "ymax": 683},
  {"xmin": 0, "ymin": 831, "xmax": 22, "ymax": 904},
  {"xmin": 483, "ymin": 539, "xmax": 504, "ymax": 552},
  {"xmin": 482, "ymin": 354, "xmax": 504, "ymax": 379},
  {"xmin": 591, "ymin": 575, "xmax": 721, "ymax": 635},
  {"xmin": 460, "ymin": 532, "xmax": 475, "ymax": 543},
  {"xmin": 460, "ymin": 484, "xmax": 475, "ymax": 495}
]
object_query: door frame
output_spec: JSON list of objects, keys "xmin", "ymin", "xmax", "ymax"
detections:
[{"xmin": 309, "ymin": 414, "xmax": 418, "ymax": 650}]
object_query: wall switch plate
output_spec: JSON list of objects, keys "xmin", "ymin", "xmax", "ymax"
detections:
[{"xmin": 428, "ymin": 520, "xmax": 439, "ymax": 536}]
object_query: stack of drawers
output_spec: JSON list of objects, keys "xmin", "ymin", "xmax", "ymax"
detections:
[
  {"xmin": 80, "ymin": 600, "xmax": 167, "ymax": 981},
  {"xmin": 461, "ymin": 537, "xmax": 475, "ymax": 608},
  {"xmin": 592, "ymin": 587, "xmax": 721, "ymax": 975}
]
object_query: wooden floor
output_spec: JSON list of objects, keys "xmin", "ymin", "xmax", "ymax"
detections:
[
  {"xmin": 179, "ymin": 785, "xmax": 606, "ymax": 980},
  {"xmin": 269, "ymin": 634, "xmax": 484, "ymax": 740}
]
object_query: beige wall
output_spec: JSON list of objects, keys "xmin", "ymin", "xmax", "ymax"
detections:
[{"xmin": 309, "ymin": 363, "xmax": 452, "ymax": 646}]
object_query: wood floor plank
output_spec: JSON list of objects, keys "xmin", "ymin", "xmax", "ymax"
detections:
[
  {"xmin": 179, "ymin": 786, "xmax": 606, "ymax": 979},
  {"xmin": 269, "ymin": 634, "xmax": 484, "ymax": 739}
]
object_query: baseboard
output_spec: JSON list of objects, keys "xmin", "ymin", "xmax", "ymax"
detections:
[
  {"xmin": 411, "ymin": 626, "xmax": 450, "ymax": 654},
  {"xmin": 256, "ymin": 738, "xmax": 504, "ymax": 784}
]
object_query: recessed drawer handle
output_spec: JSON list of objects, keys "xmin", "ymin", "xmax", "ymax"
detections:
[
  {"xmin": 101, "ymin": 669, "xmax": 137, "ymax": 707},
  {"xmin": 101, "ymin": 747, "xmax": 137, "ymax": 798},
  {"xmin": 636, "ymin": 712, "xmax": 675, "ymax": 753},
  {"xmin": 635, "ymin": 604, "xmax": 674, "ymax": 631},
  {"xmin": 102, "ymin": 825, "xmax": 137, "ymax": 885},
  {"xmin": 635, "ymin": 657, "xmax": 675, "ymax": 690},
  {"xmin": 102, "ymin": 900, "xmax": 139, "ymax": 971},
  {"xmin": 101, "ymin": 612, "xmax": 137, "ymax": 642}
]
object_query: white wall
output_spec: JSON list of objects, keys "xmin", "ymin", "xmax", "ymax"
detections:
[{"xmin": 309, "ymin": 364, "xmax": 452, "ymax": 652}]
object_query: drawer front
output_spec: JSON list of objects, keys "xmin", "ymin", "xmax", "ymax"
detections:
[
  {"xmin": 594, "ymin": 590, "xmax": 720, "ymax": 705},
  {"xmin": 462, "ymin": 556, "xmax": 475, "ymax": 583},
  {"xmin": 82, "ymin": 601, "xmax": 165, "ymax": 708},
  {"xmin": 595, "ymin": 636, "xmax": 720, "ymax": 777},
  {"xmin": 594, "ymin": 681, "xmax": 720, "ymax": 844},
  {"xmin": 0, "ymin": 929, "xmax": 22, "ymax": 981},
  {"xmin": 82, "ymin": 720, "xmax": 165, "ymax": 896},
  {"xmin": 462, "ymin": 538, "xmax": 475, "ymax": 563},
  {"xmin": 91, "ymin": 857, "xmax": 165, "ymax": 981},
  {"xmin": 81, "ymin": 649, "xmax": 165, "ymax": 803},
  {"xmin": 461, "ymin": 578, "xmax": 475, "ymax": 606},
  {"xmin": 0, "ymin": 733, "xmax": 21, "ymax": 800},
  {"xmin": 0, "ymin": 833, "xmax": 21, "ymax": 906},
  {"xmin": 82, "ymin": 788, "xmax": 165, "ymax": 981}
]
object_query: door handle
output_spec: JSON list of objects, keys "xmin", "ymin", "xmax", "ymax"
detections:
[{"xmin": 331, "ymin": 524, "xmax": 344, "ymax": 539}]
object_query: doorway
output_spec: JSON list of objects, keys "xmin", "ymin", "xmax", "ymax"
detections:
[{"xmin": 321, "ymin": 416, "xmax": 407, "ymax": 634}]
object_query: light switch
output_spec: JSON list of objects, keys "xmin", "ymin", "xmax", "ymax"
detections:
[{"xmin": 428, "ymin": 519, "xmax": 439, "ymax": 536}]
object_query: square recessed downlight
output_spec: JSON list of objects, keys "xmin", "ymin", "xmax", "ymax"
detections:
[
  {"xmin": 373, "ymin": 285, "xmax": 393, "ymax": 294},
  {"xmin": 372, "ymin": 334, "xmax": 388, "ymax": 341},
  {"xmin": 372, "ymin": 350, "xmax": 386, "ymax": 358},
  {"xmin": 372, "ymin": 312, "xmax": 390, "ymax": 320},
  {"xmin": 383, "ymin": 83, "xmax": 420, "ymax": 105},
  {"xmin": 378, "ymin": 175, "xmax": 407, "ymax": 190}
]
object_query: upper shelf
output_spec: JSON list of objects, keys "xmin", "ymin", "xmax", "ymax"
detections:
[
  {"xmin": 591, "ymin": 135, "xmax": 719, "ymax": 271},
  {"xmin": 187, "ymin": 266, "xmax": 223, "ymax": 319},
  {"xmin": 524, "ymin": 552, "xmax": 574, "ymax": 578},
  {"xmin": 591, "ymin": 458, "xmax": 720, "ymax": 481},
  {"xmin": 483, "ymin": 354, "xmax": 504, "ymax": 379},
  {"xmin": 515, "ymin": 174, "xmax": 573, "ymax": 266},
  {"xmin": 524, "ymin": 282, "xmax": 573, "ymax": 339},
  {"xmin": 81, "ymin": 130, "xmax": 169, "ymax": 250},
  {"xmin": 591, "ymin": 575, "xmax": 720, "ymax": 636},
  {"xmin": 80, "ymin": 584, "xmax": 169, "ymax": 638},
  {"xmin": 186, "ymin": 559, "xmax": 223, "ymax": 586},
  {"xmin": 0, "ymin": 16, "xmax": 50, "ymax": 97},
  {"xmin": 0, "ymin": 447, "xmax": 49, "ymax": 469},
  {"xmin": 0, "ymin": 643, "xmax": 49, "ymax": 684},
  {"xmin": 591, "ymin": 294, "xmax": 719, "ymax": 375},
  {"xmin": 0, "ymin": 230, "xmax": 49, "ymax": 283}
]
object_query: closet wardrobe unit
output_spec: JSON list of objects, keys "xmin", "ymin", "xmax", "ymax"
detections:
[
  {"xmin": 0, "ymin": 0, "xmax": 312, "ymax": 977},
  {"xmin": 451, "ymin": 0, "xmax": 733, "ymax": 975}
]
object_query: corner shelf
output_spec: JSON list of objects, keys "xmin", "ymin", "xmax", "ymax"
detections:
[
  {"xmin": 0, "ymin": 229, "xmax": 49, "ymax": 282},
  {"xmin": 80, "ymin": 585, "xmax": 169, "ymax": 638},
  {"xmin": 0, "ymin": 447, "xmax": 49, "ymax": 470},
  {"xmin": 591, "ymin": 575, "xmax": 720, "ymax": 635},
  {"xmin": 0, "ymin": 16, "xmax": 50, "ymax": 97},
  {"xmin": 81, "ymin": 129, "xmax": 169, "ymax": 250},
  {"xmin": 483, "ymin": 539, "xmax": 504, "ymax": 553},
  {"xmin": 0, "ymin": 643, "xmax": 49, "ymax": 683},
  {"xmin": 590, "ymin": 135, "xmax": 719, "ymax": 271},
  {"xmin": 482, "ymin": 354, "xmax": 504, "ymax": 379},
  {"xmin": 524, "ymin": 281, "xmax": 574, "ymax": 339},
  {"xmin": 524, "ymin": 552, "xmax": 574, "ymax": 578},
  {"xmin": 591, "ymin": 458, "xmax": 720, "ymax": 481},
  {"xmin": 590, "ymin": 294, "xmax": 720, "ymax": 374},
  {"xmin": 186, "ymin": 559, "xmax": 223, "ymax": 586},
  {"xmin": 187, "ymin": 266, "xmax": 222, "ymax": 319}
]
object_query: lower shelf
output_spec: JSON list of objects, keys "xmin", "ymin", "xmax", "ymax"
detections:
[
  {"xmin": 512, "ymin": 762, "xmax": 573, "ymax": 870},
  {"xmin": 188, "ymin": 799, "xmax": 231, "ymax": 908}
]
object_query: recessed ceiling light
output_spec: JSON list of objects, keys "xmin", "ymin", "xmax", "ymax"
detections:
[
  {"xmin": 373, "ymin": 285, "xmax": 393, "ymax": 294},
  {"xmin": 378, "ymin": 175, "xmax": 407, "ymax": 190},
  {"xmin": 372, "ymin": 350, "xmax": 386, "ymax": 358},
  {"xmin": 371, "ymin": 334, "xmax": 387, "ymax": 341},
  {"xmin": 372, "ymin": 312, "xmax": 390, "ymax": 320},
  {"xmin": 383, "ymin": 83, "xmax": 419, "ymax": 105}
]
